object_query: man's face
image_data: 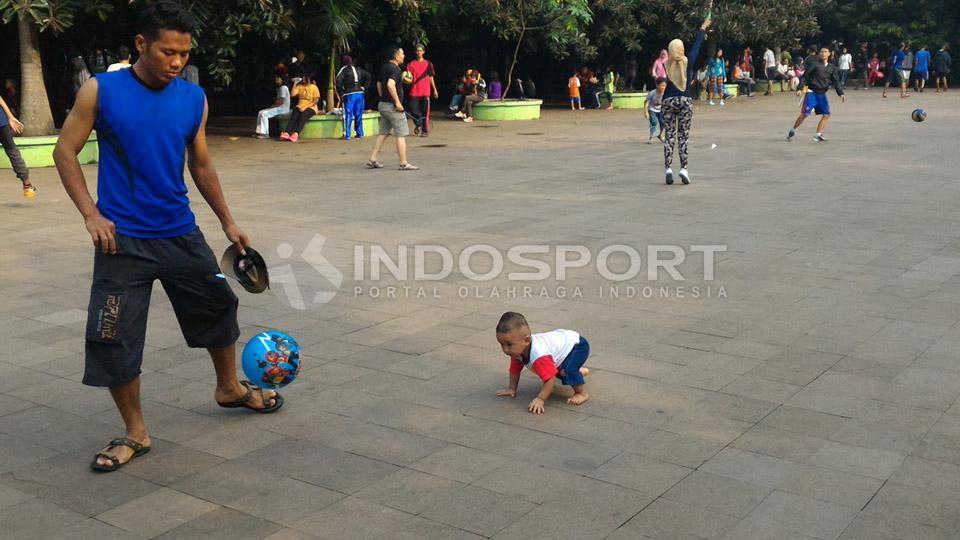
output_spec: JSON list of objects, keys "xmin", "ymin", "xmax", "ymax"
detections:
[
  {"xmin": 819, "ymin": 48, "xmax": 830, "ymax": 62},
  {"xmin": 496, "ymin": 328, "xmax": 531, "ymax": 361},
  {"xmin": 416, "ymin": 48, "xmax": 425, "ymax": 60},
  {"xmin": 395, "ymin": 48, "xmax": 405, "ymax": 63},
  {"xmin": 136, "ymin": 29, "xmax": 192, "ymax": 84}
]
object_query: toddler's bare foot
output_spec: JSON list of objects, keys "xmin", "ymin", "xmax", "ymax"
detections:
[
  {"xmin": 567, "ymin": 392, "xmax": 589, "ymax": 406},
  {"xmin": 579, "ymin": 367, "xmax": 590, "ymax": 377}
]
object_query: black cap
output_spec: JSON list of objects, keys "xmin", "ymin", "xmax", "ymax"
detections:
[{"xmin": 220, "ymin": 245, "xmax": 270, "ymax": 294}]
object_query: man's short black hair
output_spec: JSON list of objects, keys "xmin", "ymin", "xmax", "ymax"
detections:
[
  {"xmin": 138, "ymin": 1, "xmax": 196, "ymax": 41},
  {"xmin": 118, "ymin": 45, "xmax": 131, "ymax": 60},
  {"xmin": 496, "ymin": 312, "xmax": 529, "ymax": 334},
  {"xmin": 387, "ymin": 46, "xmax": 402, "ymax": 60}
]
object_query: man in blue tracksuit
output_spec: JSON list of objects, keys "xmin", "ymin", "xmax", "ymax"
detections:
[
  {"xmin": 336, "ymin": 55, "xmax": 372, "ymax": 140},
  {"xmin": 788, "ymin": 46, "xmax": 845, "ymax": 142}
]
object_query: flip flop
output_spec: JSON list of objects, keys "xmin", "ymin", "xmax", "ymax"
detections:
[
  {"xmin": 217, "ymin": 380, "xmax": 284, "ymax": 414},
  {"xmin": 91, "ymin": 437, "xmax": 151, "ymax": 472}
]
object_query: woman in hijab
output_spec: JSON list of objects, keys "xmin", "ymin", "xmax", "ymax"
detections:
[
  {"xmin": 661, "ymin": 18, "xmax": 711, "ymax": 185},
  {"xmin": 651, "ymin": 50, "xmax": 668, "ymax": 80}
]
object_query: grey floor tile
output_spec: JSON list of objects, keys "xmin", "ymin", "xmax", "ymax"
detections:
[
  {"xmin": 154, "ymin": 507, "xmax": 281, "ymax": 540},
  {"xmin": 420, "ymin": 485, "xmax": 537, "ymax": 537},
  {"xmin": 96, "ymin": 487, "xmax": 220, "ymax": 538},
  {"xmin": 663, "ymin": 471, "xmax": 771, "ymax": 518},
  {"xmin": 291, "ymin": 496, "xmax": 416, "ymax": 540}
]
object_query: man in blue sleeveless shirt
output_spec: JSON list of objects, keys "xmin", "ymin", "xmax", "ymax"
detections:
[{"xmin": 54, "ymin": 1, "xmax": 282, "ymax": 472}]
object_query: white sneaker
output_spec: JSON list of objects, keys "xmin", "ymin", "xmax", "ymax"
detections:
[
  {"xmin": 709, "ymin": 100, "xmax": 716, "ymax": 105},
  {"xmin": 679, "ymin": 168, "xmax": 690, "ymax": 184},
  {"xmin": 719, "ymin": 100, "xmax": 725, "ymax": 106},
  {"xmin": 665, "ymin": 168, "xmax": 674, "ymax": 185}
]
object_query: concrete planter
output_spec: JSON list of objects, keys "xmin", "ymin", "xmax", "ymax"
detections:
[
  {"xmin": 472, "ymin": 99, "xmax": 542, "ymax": 121},
  {"xmin": 0, "ymin": 134, "xmax": 98, "ymax": 169},
  {"xmin": 278, "ymin": 111, "xmax": 381, "ymax": 139},
  {"xmin": 610, "ymin": 92, "xmax": 648, "ymax": 109},
  {"xmin": 753, "ymin": 80, "xmax": 793, "ymax": 93}
]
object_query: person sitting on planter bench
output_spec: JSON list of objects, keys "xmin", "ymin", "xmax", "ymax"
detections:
[
  {"xmin": 731, "ymin": 63, "xmax": 755, "ymax": 97},
  {"xmin": 0, "ymin": 94, "xmax": 33, "ymax": 197},
  {"xmin": 280, "ymin": 73, "xmax": 320, "ymax": 143},
  {"xmin": 461, "ymin": 71, "xmax": 487, "ymax": 123},
  {"xmin": 336, "ymin": 55, "xmax": 371, "ymax": 140},
  {"xmin": 487, "ymin": 72, "xmax": 502, "ymax": 100},
  {"xmin": 254, "ymin": 75, "xmax": 290, "ymax": 139}
]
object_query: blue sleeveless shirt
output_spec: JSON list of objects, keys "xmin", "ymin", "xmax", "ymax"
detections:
[{"xmin": 95, "ymin": 68, "xmax": 205, "ymax": 238}]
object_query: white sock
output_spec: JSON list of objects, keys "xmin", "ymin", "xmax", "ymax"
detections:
[{"xmin": 666, "ymin": 167, "xmax": 673, "ymax": 175}]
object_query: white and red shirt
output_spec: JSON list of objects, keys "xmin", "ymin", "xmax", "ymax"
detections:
[{"xmin": 510, "ymin": 329, "xmax": 581, "ymax": 381}]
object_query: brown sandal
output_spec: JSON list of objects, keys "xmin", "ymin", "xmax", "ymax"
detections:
[
  {"xmin": 217, "ymin": 380, "xmax": 284, "ymax": 414},
  {"xmin": 91, "ymin": 437, "xmax": 151, "ymax": 472}
]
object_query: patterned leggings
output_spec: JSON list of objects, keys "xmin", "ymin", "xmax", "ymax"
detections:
[{"xmin": 662, "ymin": 96, "xmax": 694, "ymax": 169}]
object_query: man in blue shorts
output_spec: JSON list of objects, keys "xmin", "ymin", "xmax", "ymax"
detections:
[
  {"xmin": 788, "ymin": 46, "xmax": 845, "ymax": 142},
  {"xmin": 53, "ymin": 1, "xmax": 282, "ymax": 473},
  {"xmin": 914, "ymin": 45, "xmax": 931, "ymax": 93}
]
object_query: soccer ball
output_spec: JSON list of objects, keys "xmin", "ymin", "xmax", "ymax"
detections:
[
  {"xmin": 401, "ymin": 70, "xmax": 414, "ymax": 84},
  {"xmin": 241, "ymin": 331, "xmax": 301, "ymax": 389},
  {"xmin": 911, "ymin": 108, "xmax": 927, "ymax": 122}
]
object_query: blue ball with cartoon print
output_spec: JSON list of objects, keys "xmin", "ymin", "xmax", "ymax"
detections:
[{"xmin": 241, "ymin": 331, "xmax": 302, "ymax": 389}]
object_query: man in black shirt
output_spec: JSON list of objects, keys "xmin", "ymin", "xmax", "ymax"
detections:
[
  {"xmin": 366, "ymin": 46, "xmax": 419, "ymax": 170},
  {"xmin": 788, "ymin": 46, "xmax": 845, "ymax": 142}
]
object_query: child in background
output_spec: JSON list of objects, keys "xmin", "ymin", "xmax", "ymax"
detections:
[
  {"xmin": 645, "ymin": 77, "xmax": 667, "ymax": 143},
  {"xmin": 568, "ymin": 70, "xmax": 583, "ymax": 110},
  {"xmin": 0, "ymin": 94, "xmax": 33, "ymax": 197},
  {"xmin": 488, "ymin": 71, "xmax": 502, "ymax": 100},
  {"xmin": 495, "ymin": 312, "xmax": 590, "ymax": 414}
]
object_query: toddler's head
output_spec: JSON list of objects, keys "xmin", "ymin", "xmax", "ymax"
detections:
[{"xmin": 495, "ymin": 312, "xmax": 531, "ymax": 361}]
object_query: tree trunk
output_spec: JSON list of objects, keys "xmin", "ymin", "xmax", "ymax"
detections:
[
  {"xmin": 326, "ymin": 45, "xmax": 336, "ymax": 113},
  {"xmin": 18, "ymin": 13, "xmax": 55, "ymax": 137},
  {"xmin": 501, "ymin": 26, "xmax": 525, "ymax": 101}
]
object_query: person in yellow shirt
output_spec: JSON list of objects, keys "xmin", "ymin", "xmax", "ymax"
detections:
[{"xmin": 281, "ymin": 73, "xmax": 320, "ymax": 142}]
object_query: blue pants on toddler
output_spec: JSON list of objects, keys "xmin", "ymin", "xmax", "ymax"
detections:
[{"xmin": 558, "ymin": 337, "xmax": 590, "ymax": 386}]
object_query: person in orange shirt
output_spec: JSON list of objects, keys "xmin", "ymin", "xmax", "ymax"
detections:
[
  {"xmin": 281, "ymin": 73, "xmax": 320, "ymax": 142},
  {"xmin": 568, "ymin": 70, "xmax": 583, "ymax": 110}
]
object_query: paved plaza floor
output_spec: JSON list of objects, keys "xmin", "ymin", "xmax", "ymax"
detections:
[{"xmin": 2, "ymin": 91, "xmax": 960, "ymax": 539}]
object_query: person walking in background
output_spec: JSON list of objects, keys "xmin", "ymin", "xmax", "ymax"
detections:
[
  {"xmin": 600, "ymin": 66, "xmax": 617, "ymax": 110},
  {"xmin": 652, "ymin": 50, "xmax": 668, "ymax": 80},
  {"xmin": 914, "ymin": 45, "xmax": 931, "ymax": 93},
  {"xmin": 367, "ymin": 46, "xmax": 418, "ymax": 170},
  {"xmin": 902, "ymin": 45, "xmax": 914, "ymax": 90},
  {"xmin": 763, "ymin": 45, "xmax": 777, "ymax": 95},
  {"xmin": 406, "ymin": 43, "xmax": 438, "ymax": 137},
  {"xmin": 883, "ymin": 43, "xmax": 908, "ymax": 98},
  {"xmin": 336, "ymin": 55, "xmax": 371, "ymax": 140},
  {"xmin": 280, "ymin": 73, "xmax": 320, "ymax": 142},
  {"xmin": 707, "ymin": 49, "xmax": 726, "ymax": 105},
  {"xmin": 788, "ymin": 46, "xmax": 845, "ymax": 143},
  {"xmin": 859, "ymin": 42, "xmax": 871, "ymax": 90},
  {"xmin": 254, "ymin": 75, "xmax": 291, "ymax": 139},
  {"xmin": 107, "ymin": 46, "xmax": 133, "ymax": 72},
  {"xmin": 934, "ymin": 44, "xmax": 951, "ymax": 92},
  {"xmin": 0, "ymin": 94, "xmax": 33, "ymax": 197},
  {"xmin": 838, "ymin": 47, "xmax": 852, "ymax": 89},
  {"xmin": 661, "ymin": 18, "xmax": 711, "ymax": 185},
  {"xmin": 568, "ymin": 69, "xmax": 583, "ymax": 110}
]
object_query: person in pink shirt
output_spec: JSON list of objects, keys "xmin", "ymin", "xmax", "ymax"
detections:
[
  {"xmin": 651, "ymin": 49, "xmax": 668, "ymax": 79},
  {"xmin": 494, "ymin": 312, "xmax": 591, "ymax": 414}
]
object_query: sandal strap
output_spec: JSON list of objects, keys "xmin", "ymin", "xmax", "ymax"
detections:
[
  {"xmin": 108, "ymin": 438, "xmax": 145, "ymax": 453},
  {"xmin": 237, "ymin": 381, "xmax": 256, "ymax": 405}
]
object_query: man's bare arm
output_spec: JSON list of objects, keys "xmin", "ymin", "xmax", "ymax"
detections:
[
  {"xmin": 53, "ymin": 79, "xmax": 118, "ymax": 254},
  {"xmin": 188, "ymin": 99, "xmax": 250, "ymax": 255}
]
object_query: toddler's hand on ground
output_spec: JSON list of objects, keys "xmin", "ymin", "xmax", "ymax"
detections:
[
  {"xmin": 528, "ymin": 397, "xmax": 545, "ymax": 414},
  {"xmin": 496, "ymin": 389, "xmax": 516, "ymax": 398}
]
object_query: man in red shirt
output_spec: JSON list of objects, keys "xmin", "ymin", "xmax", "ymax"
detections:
[{"xmin": 406, "ymin": 43, "xmax": 438, "ymax": 137}]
